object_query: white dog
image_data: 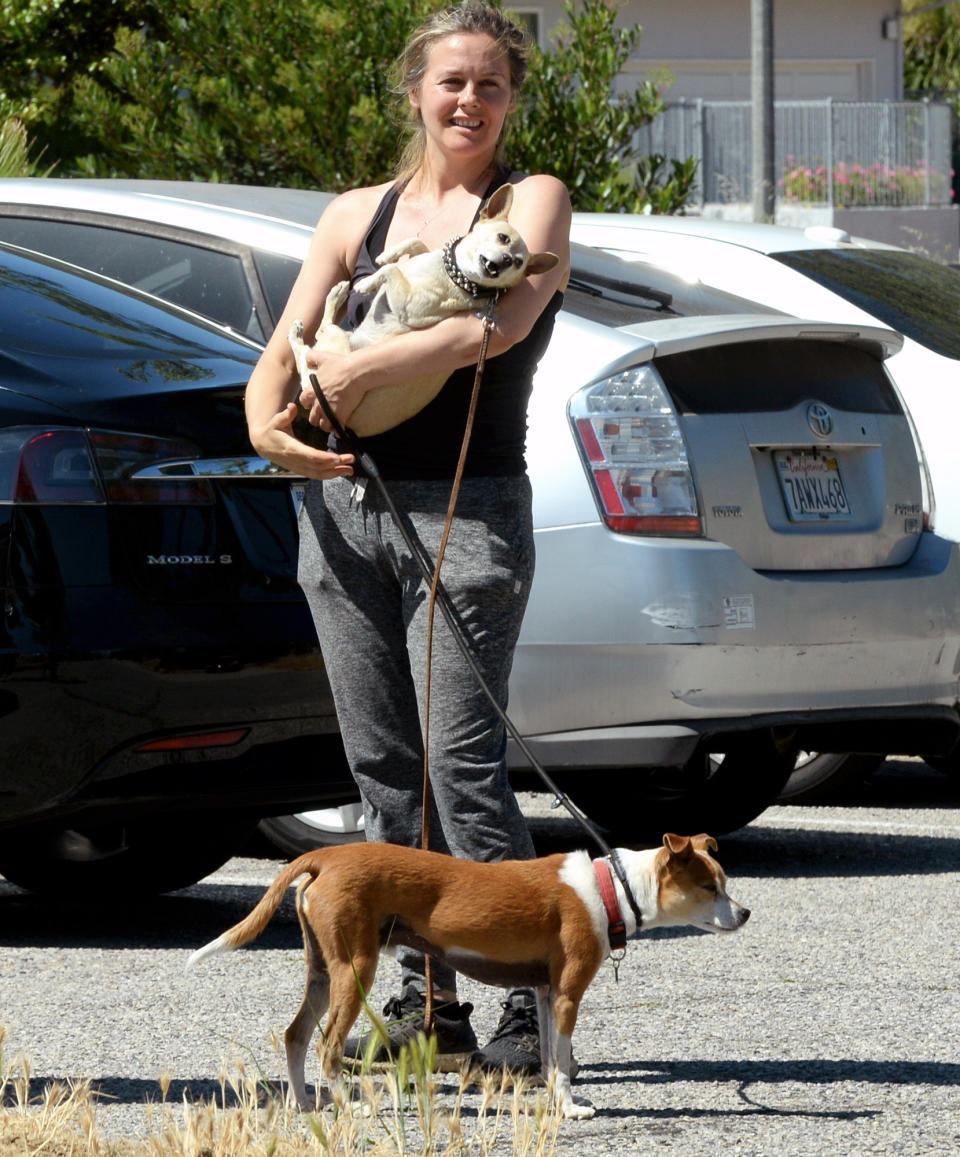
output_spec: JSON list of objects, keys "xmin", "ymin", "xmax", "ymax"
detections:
[{"xmin": 289, "ymin": 183, "xmax": 558, "ymax": 437}]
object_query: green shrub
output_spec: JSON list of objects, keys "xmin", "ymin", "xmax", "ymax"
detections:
[
  {"xmin": 0, "ymin": 117, "xmax": 54, "ymax": 177},
  {"xmin": 1, "ymin": 0, "xmax": 695, "ymax": 213},
  {"xmin": 512, "ymin": 0, "xmax": 696, "ymax": 212}
]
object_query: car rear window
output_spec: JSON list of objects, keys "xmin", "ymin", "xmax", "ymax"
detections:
[
  {"xmin": 772, "ymin": 248, "xmax": 960, "ymax": 359},
  {"xmin": 656, "ymin": 338, "xmax": 901, "ymax": 415},
  {"xmin": 565, "ymin": 245, "xmax": 780, "ymax": 327}
]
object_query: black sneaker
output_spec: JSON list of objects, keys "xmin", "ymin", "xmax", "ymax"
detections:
[
  {"xmin": 469, "ymin": 990, "xmax": 542, "ymax": 1076},
  {"xmin": 342, "ymin": 983, "xmax": 477, "ymax": 1073}
]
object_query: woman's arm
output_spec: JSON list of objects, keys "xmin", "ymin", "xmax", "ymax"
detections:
[
  {"xmin": 302, "ymin": 174, "xmax": 572, "ymax": 430},
  {"xmin": 244, "ymin": 185, "xmax": 389, "ymax": 477}
]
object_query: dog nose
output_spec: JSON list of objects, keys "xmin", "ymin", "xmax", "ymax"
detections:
[{"xmin": 740, "ymin": 907, "xmax": 751, "ymax": 924}]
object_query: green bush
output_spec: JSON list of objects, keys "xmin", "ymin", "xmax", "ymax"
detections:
[
  {"xmin": 1, "ymin": 0, "xmax": 695, "ymax": 212},
  {"xmin": 0, "ymin": 117, "xmax": 54, "ymax": 177},
  {"xmin": 64, "ymin": 0, "xmax": 435, "ymax": 188},
  {"xmin": 512, "ymin": 0, "xmax": 696, "ymax": 212}
]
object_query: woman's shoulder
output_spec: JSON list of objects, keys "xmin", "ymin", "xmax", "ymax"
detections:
[
  {"xmin": 319, "ymin": 180, "xmax": 397, "ymax": 228},
  {"xmin": 504, "ymin": 171, "xmax": 571, "ymax": 211},
  {"xmin": 502, "ymin": 172, "xmax": 571, "ymax": 238},
  {"xmin": 301, "ymin": 181, "xmax": 399, "ymax": 278}
]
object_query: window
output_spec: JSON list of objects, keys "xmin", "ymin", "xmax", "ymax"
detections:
[
  {"xmin": 511, "ymin": 7, "xmax": 542, "ymax": 46},
  {"xmin": 774, "ymin": 249, "xmax": 960, "ymax": 360},
  {"xmin": 251, "ymin": 250, "xmax": 303, "ymax": 328},
  {"xmin": 0, "ymin": 216, "xmax": 264, "ymax": 341},
  {"xmin": 565, "ymin": 245, "xmax": 781, "ymax": 327}
]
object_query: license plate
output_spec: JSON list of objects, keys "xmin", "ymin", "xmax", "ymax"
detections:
[
  {"xmin": 775, "ymin": 450, "xmax": 852, "ymax": 521},
  {"xmin": 290, "ymin": 482, "xmax": 306, "ymax": 517}
]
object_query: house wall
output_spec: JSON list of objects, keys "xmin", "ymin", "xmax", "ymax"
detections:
[{"xmin": 522, "ymin": 0, "xmax": 902, "ymax": 102}]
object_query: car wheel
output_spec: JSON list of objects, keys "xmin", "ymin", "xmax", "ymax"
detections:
[
  {"xmin": 563, "ymin": 731, "xmax": 796, "ymax": 842},
  {"xmin": 775, "ymin": 751, "xmax": 884, "ymax": 804},
  {"xmin": 0, "ymin": 814, "xmax": 256, "ymax": 899},
  {"xmin": 925, "ymin": 753, "xmax": 960, "ymax": 778},
  {"xmin": 258, "ymin": 802, "xmax": 366, "ymax": 856}
]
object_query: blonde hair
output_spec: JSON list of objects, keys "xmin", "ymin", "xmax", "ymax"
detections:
[{"xmin": 391, "ymin": 4, "xmax": 531, "ymax": 182}]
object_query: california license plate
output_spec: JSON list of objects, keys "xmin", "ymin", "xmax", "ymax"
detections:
[{"xmin": 775, "ymin": 450, "xmax": 852, "ymax": 521}]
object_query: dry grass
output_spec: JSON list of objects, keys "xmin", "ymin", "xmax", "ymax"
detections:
[{"xmin": 0, "ymin": 1026, "xmax": 563, "ymax": 1157}]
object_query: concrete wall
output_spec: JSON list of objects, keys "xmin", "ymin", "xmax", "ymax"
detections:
[{"xmin": 521, "ymin": 0, "xmax": 901, "ymax": 101}]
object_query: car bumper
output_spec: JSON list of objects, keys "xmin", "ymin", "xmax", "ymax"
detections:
[
  {"xmin": 509, "ymin": 526, "xmax": 960, "ymax": 765},
  {"xmin": 0, "ymin": 646, "xmax": 350, "ymax": 827}
]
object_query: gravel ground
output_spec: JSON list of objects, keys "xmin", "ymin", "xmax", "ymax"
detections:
[{"xmin": 2, "ymin": 759, "xmax": 959, "ymax": 1154}]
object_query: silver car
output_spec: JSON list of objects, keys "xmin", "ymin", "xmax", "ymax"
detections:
[{"xmin": 2, "ymin": 179, "xmax": 958, "ymax": 852}]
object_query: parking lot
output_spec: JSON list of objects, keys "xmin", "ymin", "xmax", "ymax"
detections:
[{"xmin": 1, "ymin": 758, "xmax": 959, "ymax": 1155}]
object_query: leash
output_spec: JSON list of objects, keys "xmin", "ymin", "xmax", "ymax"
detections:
[
  {"xmin": 311, "ymin": 371, "xmax": 644, "ymax": 955},
  {"xmin": 306, "ymin": 297, "xmax": 645, "ymax": 961},
  {"xmin": 419, "ymin": 292, "xmax": 498, "ymax": 1030}
]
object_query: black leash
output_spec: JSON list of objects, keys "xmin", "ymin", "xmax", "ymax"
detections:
[{"xmin": 307, "ymin": 373, "xmax": 645, "ymax": 939}]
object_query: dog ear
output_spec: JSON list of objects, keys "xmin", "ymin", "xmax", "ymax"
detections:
[
  {"xmin": 662, "ymin": 833, "xmax": 691, "ymax": 856},
  {"xmin": 524, "ymin": 251, "xmax": 559, "ymax": 277},
  {"xmin": 479, "ymin": 183, "xmax": 514, "ymax": 221},
  {"xmin": 691, "ymin": 834, "xmax": 719, "ymax": 855}
]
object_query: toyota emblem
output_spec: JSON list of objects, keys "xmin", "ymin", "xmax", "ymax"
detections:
[{"xmin": 806, "ymin": 402, "xmax": 833, "ymax": 438}]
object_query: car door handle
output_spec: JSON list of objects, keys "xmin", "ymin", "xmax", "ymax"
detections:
[{"xmin": 132, "ymin": 456, "xmax": 306, "ymax": 481}]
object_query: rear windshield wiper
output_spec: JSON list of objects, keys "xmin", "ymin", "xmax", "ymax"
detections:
[{"xmin": 567, "ymin": 274, "xmax": 675, "ymax": 312}]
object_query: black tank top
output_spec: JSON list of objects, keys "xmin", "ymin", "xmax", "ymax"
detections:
[{"xmin": 336, "ymin": 173, "xmax": 563, "ymax": 480}]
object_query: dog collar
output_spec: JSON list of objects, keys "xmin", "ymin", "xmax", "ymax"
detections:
[
  {"xmin": 442, "ymin": 237, "xmax": 500, "ymax": 300},
  {"xmin": 592, "ymin": 858, "xmax": 627, "ymax": 951}
]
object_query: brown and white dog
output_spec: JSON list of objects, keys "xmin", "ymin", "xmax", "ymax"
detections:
[
  {"xmin": 187, "ymin": 833, "xmax": 748, "ymax": 1120},
  {"xmin": 288, "ymin": 183, "xmax": 558, "ymax": 437}
]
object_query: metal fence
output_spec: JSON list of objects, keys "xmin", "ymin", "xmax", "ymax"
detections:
[{"xmin": 638, "ymin": 99, "xmax": 955, "ymax": 209}]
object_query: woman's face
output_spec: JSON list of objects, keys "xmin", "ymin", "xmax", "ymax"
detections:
[{"xmin": 410, "ymin": 33, "xmax": 516, "ymax": 162}]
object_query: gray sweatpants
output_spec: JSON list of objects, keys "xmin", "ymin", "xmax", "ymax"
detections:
[{"xmin": 298, "ymin": 473, "xmax": 537, "ymax": 993}]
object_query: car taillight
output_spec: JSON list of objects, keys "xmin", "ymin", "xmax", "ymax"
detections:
[
  {"xmin": 569, "ymin": 364, "xmax": 702, "ymax": 535},
  {"xmin": 136, "ymin": 728, "xmax": 250, "ymax": 752},
  {"xmin": 0, "ymin": 427, "xmax": 213, "ymax": 504}
]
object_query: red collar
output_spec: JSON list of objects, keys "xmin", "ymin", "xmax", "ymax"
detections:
[{"xmin": 592, "ymin": 857, "xmax": 627, "ymax": 950}]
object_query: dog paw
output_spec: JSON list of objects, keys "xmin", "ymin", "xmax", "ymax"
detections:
[
  {"xmin": 560, "ymin": 1097, "xmax": 596, "ymax": 1120},
  {"xmin": 352, "ymin": 271, "xmax": 380, "ymax": 296},
  {"xmin": 288, "ymin": 318, "xmax": 305, "ymax": 346}
]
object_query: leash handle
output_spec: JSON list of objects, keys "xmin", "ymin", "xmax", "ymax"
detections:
[{"xmin": 308, "ymin": 373, "xmax": 357, "ymax": 454}]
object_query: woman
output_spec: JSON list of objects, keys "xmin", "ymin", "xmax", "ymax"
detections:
[{"xmin": 245, "ymin": 2, "xmax": 571, "ymax": 1075}]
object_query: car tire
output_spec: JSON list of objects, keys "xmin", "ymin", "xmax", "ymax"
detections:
[
  {"xmin": 0, "ymin": 814, "xmax": 256, "ymax": 899},
  {"xmin": 925, "ymin": 745, "xmax": 960, "ymax": 779},
  {"xmin": 258, "ymin": 802, "xmax": 366, "ymax": 857},
  {"xmin": 563, "ymin": 732, "xmax": 796, "ymax": 842},
  {"xmin": 775, "ymin": 751, "xmax": 885, "ymax": 804}
]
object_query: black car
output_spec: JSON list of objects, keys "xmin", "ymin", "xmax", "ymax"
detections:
[{"xmin": 0, "ymin": 241, "xmax": 355, "ymax": 897}]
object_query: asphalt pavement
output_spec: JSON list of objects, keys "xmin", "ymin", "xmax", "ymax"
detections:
[{"xmin": 1, "ymin": 759, "xmax": 959, "ymax": 1155}]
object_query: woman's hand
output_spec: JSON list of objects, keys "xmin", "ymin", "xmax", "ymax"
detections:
[
  {"xmin": 250, "ymin": 402, "xmax": 355, "ymax": 480},
  {"xmin": 300, "ymin": 348, "xmax": 366, "ymax": 432}
]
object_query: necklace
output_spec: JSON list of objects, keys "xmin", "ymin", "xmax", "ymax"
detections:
[
  {"xmin": 404, "ymin": 170, "xmax": 493, "ymax": 238},
  {"xmin": 414, "ymin": 202, "xmax": 448, "ymax": 238}
]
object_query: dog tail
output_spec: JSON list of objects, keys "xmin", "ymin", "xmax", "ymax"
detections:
[{"xmin": 185, "ymin": 852, "xmax": 324, "ymax": 971}]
